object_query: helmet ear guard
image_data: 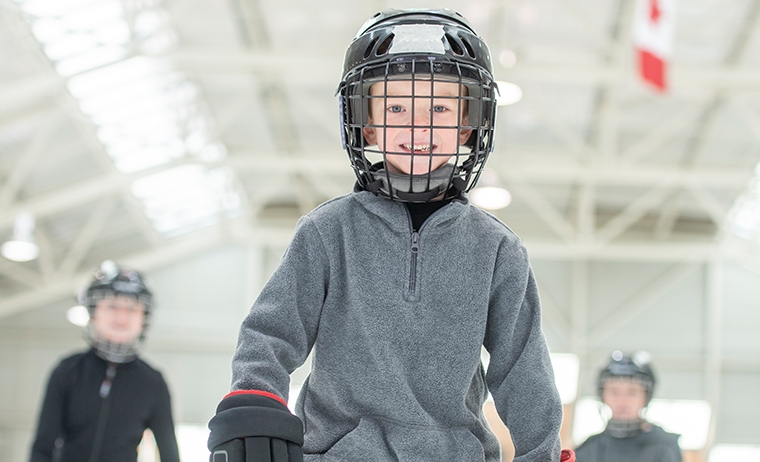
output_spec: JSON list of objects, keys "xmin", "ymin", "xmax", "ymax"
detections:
[{"xmin": 338, "ymin": 9, "xmax": 498, "ymax": 203}]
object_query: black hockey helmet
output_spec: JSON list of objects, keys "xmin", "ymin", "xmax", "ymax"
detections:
[
  {"xmin": 78, "ymin": 260, "xmax": 153, "ymax": 363},
  {"xmin": 79, "ymin": 260, "xmax": 153, "ymax": 316},
  {"xmin": 598, "ymin": 350, "xmax": 657, "ymax": 404},
  {"xmin": 337, "ymin": 8, "xmax": 499, "ymax": 202}
]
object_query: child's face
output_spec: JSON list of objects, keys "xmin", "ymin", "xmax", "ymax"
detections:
[
  {"xmin": 363, "ymin": 79, "xmax": 472, "ymax": 175},
  {"xmin": 601, "ymin": 378, "xmax": 648, "ymax": 421},
  {"xmin": 91, "ymin": 295, "xmax": 145, "ymax": 344}
]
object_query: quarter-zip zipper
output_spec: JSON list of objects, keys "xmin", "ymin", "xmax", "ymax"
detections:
[
  {"xmin": 406, "ymin": 206, "xmax": 428, "ymax": 297},
  {"xmin": 404, "ymin": 200, "xmax": 452, "ymax": 298},
  {"xmin": 409, "ymin": 230, "xmax": 420, "ymax": 294}
]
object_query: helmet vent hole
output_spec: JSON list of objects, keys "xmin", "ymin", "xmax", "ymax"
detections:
[
  {"xmin": 364, "ymin": 36, "xmax": 380, "ymax": 59},
  {"xmin": 445, "ymin": 33, "xmax": 464, "ymax": 56},
  {"xmin": 376, "ymin": 34, "xmax": 394, "ymax": 55},
  {"xmin": 459, "ymin": 35, "xmax": 476, "ymax": 58}
]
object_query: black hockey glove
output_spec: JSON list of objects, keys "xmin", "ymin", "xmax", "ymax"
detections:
[{"xmin": 208, "ymin": 392, "xmax": 303, "ymax": 462}]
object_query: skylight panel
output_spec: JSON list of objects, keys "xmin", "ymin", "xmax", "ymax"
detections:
[
  {"xmin": 20, "ymin": 0, "xmax": 99, "ymax": 17},
  {"xmin": 57, "ymin": 1, "xmax": 123, "ymax": 28},
  {"xmin": 57, "ymin": 46, "xmax": 127, "ymax": 77},
  {"xmin": 15, "ymin": 0, "xmax": 242, "ymax": 237},
  {"xmin": 77, "ymin": 75, "xmax": 186, "ymax": 116},
  {"xmin": 66, "ymin": 56, "xmax": 171, "ymax": 97},
  {"xmin": 30, "ymin": 18, "xmax": 70, "ymax": 42},
  {"xmin": 132, "ymin": 166, "xmax": 241, "ymax": 237},
  {"xmin": 26, "ymin": 0, "xmax": 131, "ymax": 76},
  {"xmin": 111, "ymin": 144, "xmax": 186, "ymax": 173}
]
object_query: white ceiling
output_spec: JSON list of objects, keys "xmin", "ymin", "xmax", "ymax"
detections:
[
  {"xmin": 2, "ymin": 0, "xmax": 760, "ymax": 317},
  {"xmin": 3, "ymin": 1, "xmax": 760, "ymax": 456}
]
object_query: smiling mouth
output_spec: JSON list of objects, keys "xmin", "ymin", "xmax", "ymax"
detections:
[{"xmin": 401, "ymin": 143, "xmax": 435, "ymax": 153}]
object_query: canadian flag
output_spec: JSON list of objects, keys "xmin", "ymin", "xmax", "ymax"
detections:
[{"xmin": 632, "ymin": 0, "xmax": 678, "ymax": 91}]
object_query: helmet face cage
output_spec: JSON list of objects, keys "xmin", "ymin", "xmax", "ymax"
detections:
[
  {"xmin": 85, "ymin": 323, "xmax": 141, "ymax": 363},
  {"xmin": 78, "ymin": 261, "xmax": 153, "ymax": 363},
  {"xmin": 338, "ymin": 9, "xmax": 498, "ymax": 203}
]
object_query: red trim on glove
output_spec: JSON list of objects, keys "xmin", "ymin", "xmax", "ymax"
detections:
[
  {"xmin": 561, "ymin": 449, "xmax": 575, "ymax": 462},
  {"xmin": 224, "ymin": 389, "xmax": 288, "ymax": 408}
]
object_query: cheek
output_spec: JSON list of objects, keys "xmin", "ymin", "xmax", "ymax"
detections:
[
  {"xmin": 90, "ymin": 317, "xmax": 105, "ymax": 333},
  {"xmin": 128, "ymin": 313, "xmax": 145, "ymax": 330}
]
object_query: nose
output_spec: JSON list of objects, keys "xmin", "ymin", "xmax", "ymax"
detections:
[
  {"xmin": 410, "ymin": 100, "xmax": 433, "ymax": 127},
  {"xmin": 112, "ymin": 307, "xmax": 130, "ymax": 324},
  {"xmin": 413, "ymin": 109, "xmax": 430, "ymax": 124}
]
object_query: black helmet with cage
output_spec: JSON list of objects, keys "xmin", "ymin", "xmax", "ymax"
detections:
[
  {"xmin": 337, "ymin": 8, "xmax": 499, "ymax": 203},
  {"xmin": 598, "ymin": 350, "xmax": 657, "ymax": 405},
  {"xmin": 78, "ymin": 260, "xmax": 153, "ymax": 363}
]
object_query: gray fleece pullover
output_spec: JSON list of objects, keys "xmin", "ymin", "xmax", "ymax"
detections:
[{"xmin": 231, "ymin": 190, "xmax": 562, "ymax": 461}]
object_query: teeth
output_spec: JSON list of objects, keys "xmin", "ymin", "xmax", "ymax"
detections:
[{"xmin": 402, "ymin": 144, "xmax": 432, "ymax": 152}]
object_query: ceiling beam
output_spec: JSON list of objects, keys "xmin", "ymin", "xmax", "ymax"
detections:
[
  {"xmin": 163, "ymin": 49, "xmax": 760, "ymax": 91},
  {"xmin": 0, "ymin": 226, "xmax": 228, "ymax": 319},
  {"xmin": 0, "ymin": 75, "xmax": 62, "ymax": 121},
  {"xmin": 162, "ymin": 48, "xmax": 760, "ymax": 93},
  {"xmin": 525, "ymin": 240, "xmax": 718, "ymax": 262},
  {"xmin": 585, "ymin": 0, "xmax": 635, "ymax": 163},
  {"xmin": 58, "ymin": 198, "xmax": 116, "ymax": 276},
  {"xmin": 509, "ymin": 181, "xmax": 576, "ymax": 242},
  {"xmin": 589, "ymin": 262, "xmax": 700, "ymax": 346},
  {"xmin": 618, "ymin": 103, "xmax": 703, "ymax": 165},
  {"xmin": 0, "ymin": 224, "xmax": 737, "ymax": 320},
  {"xmin": 0, "ymin": 222, "xmax": 298, "ymax": 319},
  {"xmin": 595, "ymin": 186, "xmax": 672, "ymax": 244},
  {"xmin": 522, "ymin": 91, "xmax": 598, "ymax": 163},
  {"xmin": 0, "ymin": 156, "xmax": 750, "ymax": 232},
  {"xmin": 0, "ymin": 115, "xmax": 58, "ymax": 208}
]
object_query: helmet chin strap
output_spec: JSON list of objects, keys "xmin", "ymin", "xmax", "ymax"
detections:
[
  {"xmin": 367, "ymin": 163, "xmax": 465, "ymax": 202},
  {"xmin": 605, "ymin": 418, "xmax": 646, "ymax": 438}
]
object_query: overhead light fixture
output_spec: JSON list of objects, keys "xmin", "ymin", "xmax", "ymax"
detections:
[
  {"xmin": 470, "ymin": 170, "xmax": 512, "ymax": 210},
  {"xmin": 499, "ymin": 49, "xmax": 518, "ymax": 69},
  {"xmin": 1, "ymin": 212, "xmax": 40, "ymax": 262},
  {"xmin": 495, "ymin": 80, "xmax": 523, "ymax": 106},
  {"xmin": 66, "ymin": 305, "xmax": 91, "ymax": 327}
]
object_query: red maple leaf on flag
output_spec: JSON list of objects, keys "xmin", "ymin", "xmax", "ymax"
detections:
[
  {"xmin": 649, "ymin": 0, "xmax": 661, "ymax": 23},
  {"xmin": 634, "ymin": 0, "xmax": 675, "ymax": 91}
]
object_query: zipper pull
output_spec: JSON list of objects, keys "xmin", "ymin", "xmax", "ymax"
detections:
[
  {"xmin": 100, "ymin": 363, "xmax": 117, "ymax": 398},
  {"xmin": 411, "ymin": 231, "xmax": 420, "ymax": 253}
]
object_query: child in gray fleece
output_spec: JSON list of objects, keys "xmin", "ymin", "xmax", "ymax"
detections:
[{"xmin": 208, "ymin": 8, "xmax": 574, "ymax": 462}]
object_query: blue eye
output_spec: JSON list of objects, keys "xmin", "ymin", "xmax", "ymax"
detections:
[
  {"xmin": 432, "ymin": 106, "xmax": 447, "ymax": 113},
  {"xmin": 388, "ymin": 105, "xmax": 403, "ymax": 113}
]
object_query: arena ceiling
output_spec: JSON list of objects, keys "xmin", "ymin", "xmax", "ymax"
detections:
[{"xmin": 2, "ymin": 0, "xmax": 760, "ymax": 317}]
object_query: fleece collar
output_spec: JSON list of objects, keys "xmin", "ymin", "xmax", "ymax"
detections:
[{"xmin": 349, "ymin": 190, "xmax": 470, "ymax": 234}]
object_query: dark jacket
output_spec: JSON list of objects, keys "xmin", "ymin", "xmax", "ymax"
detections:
[
  {"xmin": 30, "ymin": 349, "xmax": 180, "ymax": 462},
  {"xmin": 575, "ymin": 423, "xmax": 681, "ymax": 462}
]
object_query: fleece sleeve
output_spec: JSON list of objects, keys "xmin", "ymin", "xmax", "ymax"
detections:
[
  {"xmin": 230, "ymin": 216, "xmax": 329, "ymax": 400},
  {"xmin": 482, "ymin": 243, "xmax": 563, "ymax": 462}
]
